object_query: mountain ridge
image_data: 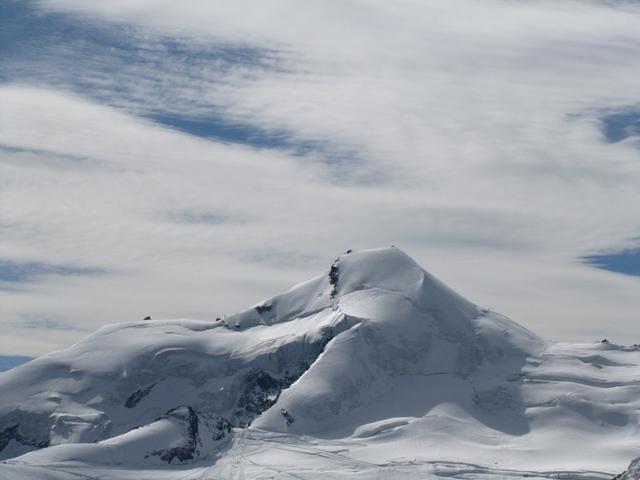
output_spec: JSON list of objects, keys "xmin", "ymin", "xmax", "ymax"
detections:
[{"xmin": 0, "ymin": 247, "xmax": 638, "ymax": 479}]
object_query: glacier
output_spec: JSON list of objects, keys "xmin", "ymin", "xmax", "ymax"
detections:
[{"xmin": 0, "ymin": 247, "xmax": 639, "ymax": 479}]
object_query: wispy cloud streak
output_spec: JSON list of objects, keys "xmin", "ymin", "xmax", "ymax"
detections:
[{"xmin": 2, "ymin": 0, "xmax": 640, "ymax": 354}]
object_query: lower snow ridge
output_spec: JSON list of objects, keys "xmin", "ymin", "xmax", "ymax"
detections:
[
  {"xmin": 13, "ymin": 406, "xmax": 231, "ymax": 466},
  {"xmin": 0, "ymin": 247, "xmax": 638, "ymax": 479}
]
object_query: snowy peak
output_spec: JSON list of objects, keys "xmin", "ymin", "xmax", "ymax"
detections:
[
  {"xmin": 1, "ymin": 248, "xmax": 542, "ymax": 464},
  {"xmin": 331, "ymin": 247, "xmax": 474, "ymax": 310},
  {"xmin": 1, "ymin": 247, "xmax": 639, "ymax": 477},
  {"xmin": 228, "ymin": 247, "xmax": 479, "ymax": 332},
  {"xmin": 332, "ymin": 247, "xmax": 479, "ymax": 332},
  {"xmin": 249, "ymin": 249, "xmax": 544, "ymax": 435}
]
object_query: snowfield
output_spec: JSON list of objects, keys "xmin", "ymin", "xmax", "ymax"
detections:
[{"xmin": 1, "ymin": 247, "xmax": 639, "ymax": 479}]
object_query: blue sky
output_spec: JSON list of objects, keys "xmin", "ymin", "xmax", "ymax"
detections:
[
  {"xmin": 583, "ymin": 249, "xmax": 640, "ymax": 277},
  {"xmin": 2, "ymin": 0, "xmax": 640, "ymax": 355},
  {"xmin": 0, "ymin": 259, "xmax": 104, "ymax": 285},
  {"xmin": 0, "ymin": 356, "xmax": 32, "ymax": 373},
  {"xmin": 601, "ymin": 109, "xmax": 640, "ymax": 144},
  {"xmin": 1, "ymin": 1, "xmax": 288, "ymax": 147}
]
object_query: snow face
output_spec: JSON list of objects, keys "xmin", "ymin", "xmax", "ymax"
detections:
[{"xmin": 0, "ymin": 247, "xmax": 638, "ymax": 479}]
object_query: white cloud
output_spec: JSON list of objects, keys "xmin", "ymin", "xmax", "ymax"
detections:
[{"xmin": 2, "ymin": 0, "xmax": 640, "ymax": 354}]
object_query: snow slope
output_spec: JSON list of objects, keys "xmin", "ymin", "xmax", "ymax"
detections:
[{"xmin": 0, "ymin": 247, "xmax": 638, "ymax": 479}]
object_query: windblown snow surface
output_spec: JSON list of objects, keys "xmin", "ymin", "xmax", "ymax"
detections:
[{"xmin": 1, "ymin": 248, "xmax": 639, "ymax": 479}]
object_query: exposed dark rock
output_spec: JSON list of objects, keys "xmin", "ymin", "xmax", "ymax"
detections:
[
  {"xmin": 329, "ymin": 264, "xmax": 339, "ymax": 286},
  {"xmin": 329, "ymin": 258, "xmax": 340, "ymax": 299},
  {"xmin": 160, "ymin": 407, "xmax": 199, "ymax": 464},
  {"xmin": 143, "ymin": 316, "xmax": 152, "ymax": 320},
  {"xmin": 146, "ymin": 406, "xmax": 199, "ymax": 464},
  {"xmin": 235, "ymin": 371, "xmax": 288, "ymax": 427},
  {"xmin": 205, "ymin": 414, "xmax": 232, "ymax": 441},
  {"xmin": 0, "ymin": 423, "xmax": 49, "ymax": 454},
  {"xmin": 255, "ymin": 303, "xmax": 272, "ymax": 314},
  {"xmin": 125, "ymin": 383, "xmax": 155, "ymax": 408},
  {"xmin": 0, "ymin": 425, "xmax": 19, "ymax": 453},
  {"xmin": 146, "ymin": 406, "xmax": 232, "ymax": 465},
  {"xmin": 280, "ymin": 408, "xmax": 294, "ymax": 426}
]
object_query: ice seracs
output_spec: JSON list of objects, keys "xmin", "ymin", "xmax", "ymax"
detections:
[{"xmin": 0, "ymin": 247, "xmax": 639, "ymax": 479}]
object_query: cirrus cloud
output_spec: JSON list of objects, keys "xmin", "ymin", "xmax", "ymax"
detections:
[{"xmin": 2, "ymin": 0, "xmax": 640, "ymax": 355}]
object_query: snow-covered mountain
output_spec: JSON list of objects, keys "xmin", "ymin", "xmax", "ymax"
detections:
[{"xmin": 1, "ymin": 247, "xmax": 639, "ymax": 479}]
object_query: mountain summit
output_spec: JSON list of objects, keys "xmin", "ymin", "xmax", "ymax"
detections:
[{"xmin": 1, "ymin": 248, "xmax": 638, "ymax": 479}]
